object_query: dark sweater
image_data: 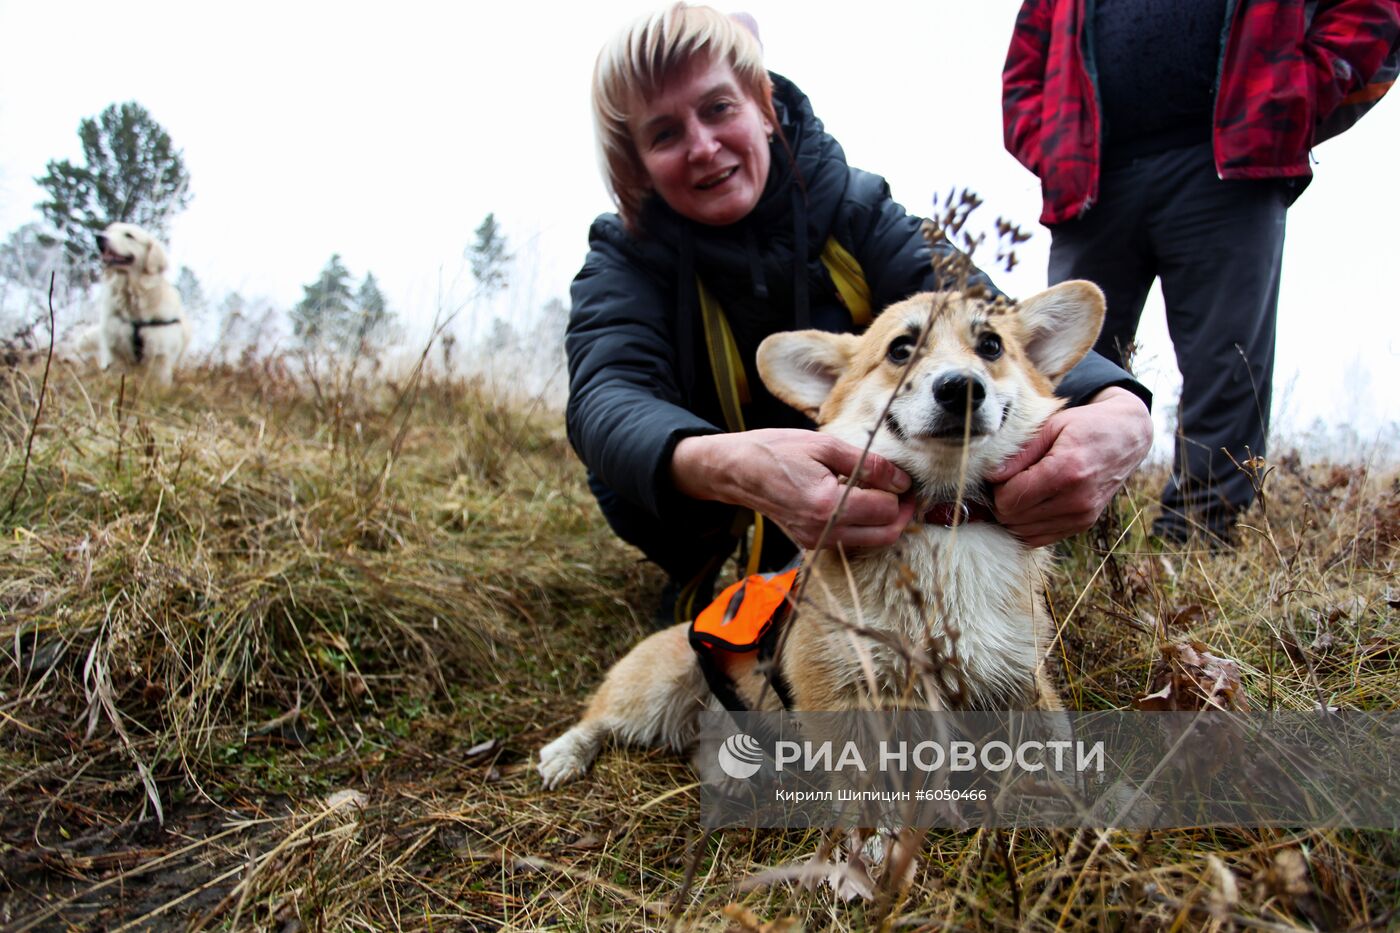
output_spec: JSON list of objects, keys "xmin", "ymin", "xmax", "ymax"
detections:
[{"xmin": 1092, "ymin": 0, "xmax": 1229, "ymax": 165}]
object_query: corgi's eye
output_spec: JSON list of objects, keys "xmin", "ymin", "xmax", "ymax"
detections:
[
  {"xmin": 887, "ymin": 334, "xmax": 916, "ymax": 365},
  {"xmin": 976, "ymin": 333, "xmax": 1003, "ymax": 361}
]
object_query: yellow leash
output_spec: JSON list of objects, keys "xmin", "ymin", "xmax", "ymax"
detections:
[{"xmin": 694, "ymin": 237, "xmax": 871, "ymax": 580}]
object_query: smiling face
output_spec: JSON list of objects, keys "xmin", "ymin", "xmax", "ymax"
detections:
[{"xmin": 629, "ymin": 56, "xmax": 773, "ymax": 227}]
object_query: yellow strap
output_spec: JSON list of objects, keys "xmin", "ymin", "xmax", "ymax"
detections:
[
  {"xmin": 696, "ymin": 236, "xmax": 870, "ymax": 434},
  {"xmin": 747, "ymin": 513, "xmax": 765, "ymax": 579},
  {"xmin": 697, "ymin": 276, "xmax": 763, "ymax": 577},
  {"xmin": 696, "ymin": 275, "xmax": 750, "ymax": 432},
  {"xmin": 695, "ymin": 238, "xmax": 870, "ymax": 579},
  {"xmin": 820, "ymin": 237, "xmax": 873, "ymax": 328}
]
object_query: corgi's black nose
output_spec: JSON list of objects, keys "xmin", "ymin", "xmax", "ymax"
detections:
[
  {"xmin": 933, "ymin": 373, "xmax": 985, "ymax": 412},
  {"xmin": 96, "ymin": 233, "xmax": 108, "ymax": 250}
]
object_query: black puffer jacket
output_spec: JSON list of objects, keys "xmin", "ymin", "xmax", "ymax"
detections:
[{"xmin": 566, "ymin": 74, "xmax": 1145, "ymax": 520}]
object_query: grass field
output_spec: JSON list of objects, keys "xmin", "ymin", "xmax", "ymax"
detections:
[{"xmin": 1, "ymin": 357, "xmax": 1397, "ymax": 931}]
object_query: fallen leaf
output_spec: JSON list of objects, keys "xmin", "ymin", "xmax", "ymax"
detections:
[
  {"xmin": 1133, "ymin": 641, "xmax": 1248, "ymax": 712},
  {"xmin": 721, "ymin": 902, "xmax": 804, "ymax": 931},
  {"xmin": 1165, "ymin": 604, "xmax": 1206, "ymax": 631},
  {"xmin": 1133, "ymin": 641, "xmax": 1249, "ymax": 785},
  {"xmin": 1275, "ymin": 632, "xmax": 1306, "ymax": 665},
  {"xmin": 1310, "ymin": 631, "xmax": 1337, "ymax": 655}
]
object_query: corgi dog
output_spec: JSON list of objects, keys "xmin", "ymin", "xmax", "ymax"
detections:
[{"xmin": 538, "ymin": 280, "xmax": 1105, "ymax": 789}]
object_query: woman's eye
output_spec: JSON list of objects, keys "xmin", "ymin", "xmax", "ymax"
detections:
[
  {"xmin": 887, "ymin": 335, "xmax": 915, "ymax": 365},
  {"xmin": 976, "ymin": 333, "xmax": 1003, "ymax": 360}
]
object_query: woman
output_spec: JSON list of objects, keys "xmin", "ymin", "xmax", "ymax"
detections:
[{"xmin": 566, "ymin": 3, "xmax": 1152, "ymax": 622}]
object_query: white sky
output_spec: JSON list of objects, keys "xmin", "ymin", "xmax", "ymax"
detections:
[{"xmin": 1, "ymin": 0, "xmax": 1396, "ymax": 451}]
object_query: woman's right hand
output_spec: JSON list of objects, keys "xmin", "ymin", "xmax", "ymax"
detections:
[{"xmin": 670, "ymin": 429, "xmax": 915, "ymax": 550}]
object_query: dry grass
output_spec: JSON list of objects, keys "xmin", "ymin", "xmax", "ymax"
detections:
[{"xmin": 1, "ymin": 359, "xmax": 1397, "ymax": 931}]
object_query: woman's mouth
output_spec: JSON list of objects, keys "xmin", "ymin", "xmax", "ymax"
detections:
[{"xmin": 695, "ymin": 166, "xmax": 738, "ymax": 190}]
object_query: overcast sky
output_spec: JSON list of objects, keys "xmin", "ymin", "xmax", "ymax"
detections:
[{"xmin": 1, "ymin": 0, "xmax": 1396, "ymax": 451}]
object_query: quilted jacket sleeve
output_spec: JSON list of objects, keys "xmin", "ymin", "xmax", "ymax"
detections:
[{"xmin": 565, "ymin": 222, "xmax": 720, "ymax": 518}]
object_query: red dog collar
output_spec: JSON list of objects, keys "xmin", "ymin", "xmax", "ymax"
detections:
[{"xmin": 920, "ymin": 500, "xmax": 998, "ymax": 527}]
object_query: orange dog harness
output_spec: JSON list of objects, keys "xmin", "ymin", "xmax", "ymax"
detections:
[{"xmin": 688, "ymin": 564, "xmax": 799, "ymax": 711}]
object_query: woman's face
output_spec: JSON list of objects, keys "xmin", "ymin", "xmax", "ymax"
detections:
[{"xmin": 629, "ymin": 57, "xmax": 773, "ymax": 227}]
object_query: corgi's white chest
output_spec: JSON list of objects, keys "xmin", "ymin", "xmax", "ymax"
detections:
[{"xmin": 860, "ymin": 524, "xmax": 1043, "ymax": 707}]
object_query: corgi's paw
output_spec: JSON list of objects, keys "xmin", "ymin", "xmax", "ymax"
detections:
[{"xmin": 537, "ymin": 727, "xmax": 594, "ymax": 789}]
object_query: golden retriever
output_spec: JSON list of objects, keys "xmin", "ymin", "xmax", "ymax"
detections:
[{"xmin": 93, "ymin": 222, "xmax": 189, "ymax": 385}]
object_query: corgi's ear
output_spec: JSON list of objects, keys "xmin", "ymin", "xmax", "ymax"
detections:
[
  {"xmin": 757, "ymin": 330, "xmax": 860, "ymax": 419},
  {"xmin": 143, "ymin": 237, "xmax": 169, "ymax": 277},
  {"xmin": 1014, "ymin": 280, "xmax": 1106, "ymax": 382}
]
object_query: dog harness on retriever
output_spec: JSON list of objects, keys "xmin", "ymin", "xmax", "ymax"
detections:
[{"xmin": 130, "ymin": 319, "xmax": 181, "ymax": 363}]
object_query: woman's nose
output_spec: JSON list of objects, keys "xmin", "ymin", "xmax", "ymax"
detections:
[{"xmin": 686, "ymin": 126, "xmax": 721, "ymax": 163}]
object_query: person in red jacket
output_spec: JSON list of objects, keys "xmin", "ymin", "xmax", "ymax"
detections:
[{"xmin": 1002, "ymin": 0, "xmax": 1399, "ymax": 544}]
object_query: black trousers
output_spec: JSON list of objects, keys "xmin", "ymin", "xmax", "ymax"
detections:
[{"xmin": 1048, "ymin": 143, "xmax": 1289, "ymax": 540}]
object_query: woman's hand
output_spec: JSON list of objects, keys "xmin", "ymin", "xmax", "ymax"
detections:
[
  {"xmin": 671, "ymin": 429, "xmax": 915, "ymax": 550},
  {"xmin": 985, "ymin": 387, "xmax": 1153, "ymax": 547}
]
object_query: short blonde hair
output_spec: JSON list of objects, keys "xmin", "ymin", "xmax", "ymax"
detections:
[{"xmin": 592, "ymin": 3, "xmax": 775, "ymax": 233}]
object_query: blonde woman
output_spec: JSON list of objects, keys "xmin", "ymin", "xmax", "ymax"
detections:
[{"xmin": 566, "ymin": 4, "xmax": 1153, "ymax": 623}]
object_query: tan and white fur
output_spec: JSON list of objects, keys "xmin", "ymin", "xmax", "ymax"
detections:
[
  {"xmin": 538, "ymin": 281, "xmax": 1105, "ymax": 789},
  {"xmin": 93, "ymin": 222, "xmax": 189, "ymax": 385}
]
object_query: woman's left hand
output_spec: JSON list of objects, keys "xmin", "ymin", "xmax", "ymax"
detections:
[{"xmin": 985, "ymin": 386, "xmax": 1153, "ymax": 547}]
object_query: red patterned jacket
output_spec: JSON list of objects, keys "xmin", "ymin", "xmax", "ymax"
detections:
[{"xmin": 1002, "ymin": 0, "xmax": 1400, "ymax": 225}]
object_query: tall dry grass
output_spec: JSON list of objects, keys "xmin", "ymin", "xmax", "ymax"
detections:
[{"xmin": 1, "ymin": 355, "xmax": 1397, "ymax": 931}]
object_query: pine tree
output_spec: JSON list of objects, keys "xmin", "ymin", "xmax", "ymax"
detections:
[
  {"xmin": 486, "ymin": 318, "xmax": 518, "ymax": 354},
  {"xmin": 290, "ymin": 254, "xmax": 355, "ymax": 347},
  {"xmin": 468, "ymin": 213, "xmax": 512, "ymax": 295},
  {"xmin": 175, "ymin": 266, "xmax": 205, "ymax": 316},
  {"xmin": 0, "ymin": 223, "xmax": 62, "ymax": 287},
  {"xmin": 35, "ymin": 102, "xmax": 191, "ymax": 277},
  {"xmin": 353, "ymin": 272, "xmax": 392, "ymax": 345}
]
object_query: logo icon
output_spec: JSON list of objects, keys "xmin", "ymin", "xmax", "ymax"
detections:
[{"xmin": 717, "ymin": 733, "xmax": 764, "ymax": 779}]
